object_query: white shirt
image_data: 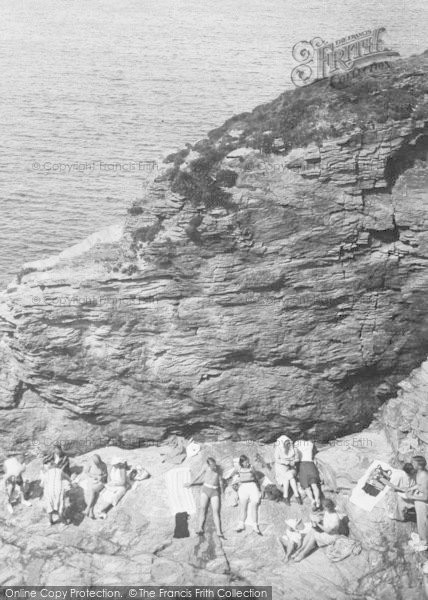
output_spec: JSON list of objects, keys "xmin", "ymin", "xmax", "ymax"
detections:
[
  {"xmin": 4, "ymin": 457, "xmax": 26, "ymax": 479},
  {"xmin": 294, "ymin": 440, "xmax": 314, "ymax": 462},
  {"xmin": 323, "ymin": 511, "xmax": 341, "ymax": 534}
]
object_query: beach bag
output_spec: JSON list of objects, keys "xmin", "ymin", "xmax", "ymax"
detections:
[
  {"xmin": 186, "ymin": 440, "xmax": 201, "ymax": 459},
  {"xmin": 262, "ymin": 484, "xmax": 283, "ymax": 502},
  {"xmin": 326, "ymin": 536, "xmax": 362, "ymax": 562},
  {"xmin": 173, "ymin": 512, "xmax": 190, "ymax": 538},
  {"xmin": 130, "ymin": 465, "xmax": 150, "ymax": 481}
]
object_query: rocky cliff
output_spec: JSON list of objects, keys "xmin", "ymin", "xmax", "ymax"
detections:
[{"xmin": 1, "ymin": 53, "xmax": 428, "ymax": 457}]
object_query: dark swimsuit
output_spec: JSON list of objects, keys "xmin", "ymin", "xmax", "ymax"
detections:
[
  {"xmin": 202, "ymin": 483, "xmax": 220, "ymax": 498},
  {"xmin": 202, "ymin": 469, "xmax": 220, "ymax": 498}
]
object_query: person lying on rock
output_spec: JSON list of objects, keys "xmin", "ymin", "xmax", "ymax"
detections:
[
  {"xmin": 40, "ymin": 461, "xmax": 72, "ymax": 525},
  {"xmin": 96, "ymin": 456, "xmax": 129, "ymax": 519},
  {"xmin": 294, "ymin": 439, "xmax": 322, "ymax": 509},
  {"xmin": 82, "ymin": 454, "xmax": 108, "ymax": 519},
  {"xmin": 3, "ymin": 454, "xmax": 32, "ymax": 514},
  {"xmin": 274, "ymin": 435, "xmax": 302, "ymax": 505},
  {"xmin": 185, "ymin": 456, "xmax": 224, "ymax": 538},
  {"xmin": 292, "ymin": 498, "xmax": 341, "ymax": 562},
  {"xmin": 230, "ymin": 455, "xmax": 262, "ymax": 535}
]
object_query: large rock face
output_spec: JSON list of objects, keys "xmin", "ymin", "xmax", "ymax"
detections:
[{"xmin": 1, "ymin": 54, "xmax": 428, "ymax": 456}]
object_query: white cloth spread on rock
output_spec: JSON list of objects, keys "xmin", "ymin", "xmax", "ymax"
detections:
[
  {"xmin": 164, "ymin": 467, "xmax": 196, "ymax": 516},
  {"xmin": 350, "ymin": 459, "xmax": 397, "ymax": 512}
]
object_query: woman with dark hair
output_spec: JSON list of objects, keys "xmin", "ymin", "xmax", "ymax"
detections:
[
  {"xmin": 185, "ymin": 457, "xmax": 224, "ymax": 538},
  {"xmin": 43, "ymin": 443, "xmax": 71, "ymax": 477},
  {"xmin": 294, "ymin": 439, "xmax": 321, "ymax": 509},
  {"xmin": 233, "ymin": 455, "xmax": 262, "ymax": 535},
  {"xmin": 292, "ymin": 498, "xmax": 341, "ymax": 562},
  {"xmin": 41, "ymin": 461, "xmax": 72, "ymax": 525}
]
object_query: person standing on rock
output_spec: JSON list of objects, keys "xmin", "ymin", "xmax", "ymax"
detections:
[
  {"xmin": 185, "ymin": 457, "xmax": 224, "ymax": 538},
  {"xmin": 233, "ymin": 455, "xmax": 262, "ymax": 535},
  {"xmin": 41, "ymin": 461, "xmax": 72, "ymax": 525},
  {"xmin": 406, "ymin": 456, "xmax": 428, "ymax": 551},
  {"xmin": 274, "ymin": 435, "xmax": 302, "ymax": 505},
  {"xmin": 294, "ymin": 438, "xmax": 321, "ymax": 509},
  {"xmin": 43, "ymin": 443, "xmax": 72, "ymax": 520},
  {"xmin": 43, "ymin": 443, "xmax": 71, "ymax": 477},
  {"xmin": 3, "ymin": 454, "xmax": 32, "ymax": 514}
]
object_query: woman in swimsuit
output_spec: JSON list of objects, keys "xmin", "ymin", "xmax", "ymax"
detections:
[
  {"xmin": 185, "ymin": 457, "xmax": 224, "ymax": 538},
  {"xmin": 233, "ymin": 455, "xmax": 262, "ymax": 535}
]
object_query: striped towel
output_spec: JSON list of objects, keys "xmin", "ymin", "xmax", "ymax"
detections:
[
  {"xmin": 42, "ymin": 467, "xmax": 65, "ymax": 514},
  {"xmin": 164, "ymin": 467, "xmax": 196, "ymax": 516}
]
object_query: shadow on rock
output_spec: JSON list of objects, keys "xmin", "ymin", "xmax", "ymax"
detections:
[{"xmin": 64, "ymin": 485, "xmax": 86, "ymax": 526}]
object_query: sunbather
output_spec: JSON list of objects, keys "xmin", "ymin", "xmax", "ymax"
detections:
[
  {"xmin": 274, "ymin": 435, "xmax": 302, "ymax": 505},
  {"xmin": 185, "ymin": 457, "xmax": 224, "ymax": 538},
  {"xmin": 293, "ymin": 499, "xmax": 341, "ymax": 562},
  {"xmin": 96, "ymin": 456, "xmax": 128, "ymax": 519},
  {"xmin": 232, "ymin": 455, "xmax": 262, "ymax": 535},
  {"xmin": 3, "ymin": 454, "xmax": 32, "ymax": 514},
  {"xmin": 83, "ymin": 454, "xmax": 108, "ymax": 519}
]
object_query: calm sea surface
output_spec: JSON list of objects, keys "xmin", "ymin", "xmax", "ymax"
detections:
[{"xmin": 0, "ymin": 0, "xmax": 426, "ymax": 286}]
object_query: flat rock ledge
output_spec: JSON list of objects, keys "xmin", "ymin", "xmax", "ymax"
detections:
[{"xmin": 0, "ymin": 430, "xmax": 425, "ymax": 600}]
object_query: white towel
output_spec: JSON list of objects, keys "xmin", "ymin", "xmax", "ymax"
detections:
[
  {"xmin": 164, "ymin": 467, "xmax": 196, "ymax": 516},
  {"xmin": 350, "ymin": 459, "xmax": 395, "ymax": 512}
]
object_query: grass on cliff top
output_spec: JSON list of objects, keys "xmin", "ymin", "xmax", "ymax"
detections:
[{"xmin": 135, "ymin": 52, "xmax": 428, "ymax": 216}]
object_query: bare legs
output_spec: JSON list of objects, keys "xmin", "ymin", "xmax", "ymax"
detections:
[
  {"xmin": 85, "ymin": 488, "xmax": 95, "ymax": 518},
  {"xmin": 293, "ymin": 529, "xmax": 318, "ymax": 562},
  {"xmin": 280, "ymin": 536, "xmax": 298, "ymax": 562},
  {"xmin": 5, "ymin": 477, "xmax": 31, "ymax": 514},
  {"xmin": 197, "ymin": 492, "xmax": 223, "ymax": 537},
  {"xmin": 290, "ymin": 477, "xmax": 302, "ymax": 503},
  {"xmin": 84, "ymin": 487, "xmax": 101, "ymax": 519},
  {"xmin": 196, "ymin": 492, "xmax": 210, "ymax": 534},
  {"xmin": 236, "ymin": 484, "xmax": 261, "ymax": 534},
  {"xmin": 280, "ymin": 474, "xmax": 301, "ymax": 504},
  {"xmin": 305, "ymin": 484, "xmax": 321, "ymax": 508},
  {"xmin": 211, "ymin": 495, "xmax": 223, "ymax": 537}
]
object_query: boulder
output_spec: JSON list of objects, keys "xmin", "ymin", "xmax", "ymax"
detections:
[{"xmin": 0, "ymin": 54, "xmax": 428, "ymax": 456}]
